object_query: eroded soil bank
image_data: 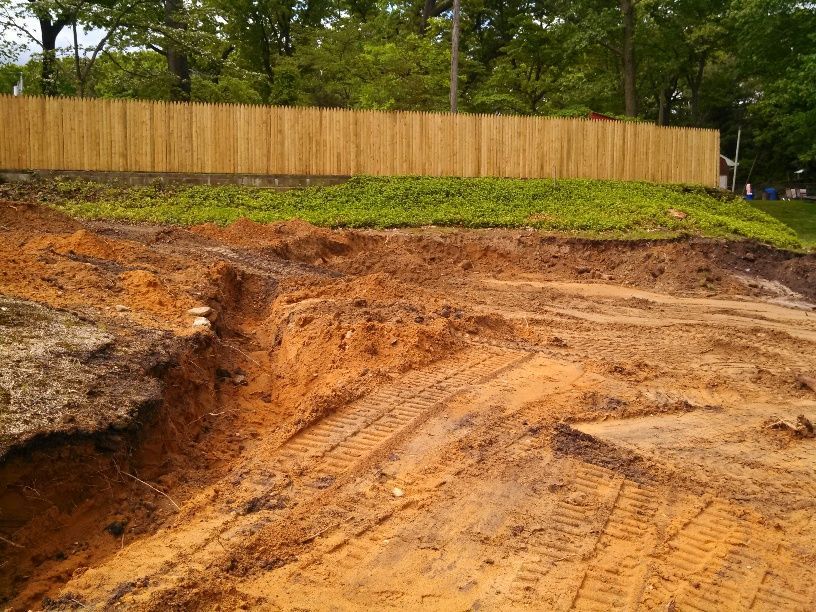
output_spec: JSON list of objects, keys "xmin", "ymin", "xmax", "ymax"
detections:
[{"xmin": 1, "ymin": 201, "xmax": 815, "ymax": 610}]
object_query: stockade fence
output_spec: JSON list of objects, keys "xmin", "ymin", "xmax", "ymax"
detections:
[{"xmin": 0, "ymin": 95, "xmax": 720, "ymax": 186}]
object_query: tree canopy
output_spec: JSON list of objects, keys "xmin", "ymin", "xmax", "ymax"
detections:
[{"xmin": 1, "ymin": 0, "xmax": 814, "ymax": 182}]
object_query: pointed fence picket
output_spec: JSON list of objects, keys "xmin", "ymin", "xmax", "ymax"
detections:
[{"xmin": 0, "ymin": 95, "xmax": 719, "ymax": 186}]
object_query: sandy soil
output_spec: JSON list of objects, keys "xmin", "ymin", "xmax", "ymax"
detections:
[{"xmin": 1, "ymin": 201, "xmax": 815, "ymax": 611}]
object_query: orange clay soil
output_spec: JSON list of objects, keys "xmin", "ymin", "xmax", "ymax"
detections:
[{"xmin": 1, "ymin": 200, "xmax": 816, "ymax": 611}]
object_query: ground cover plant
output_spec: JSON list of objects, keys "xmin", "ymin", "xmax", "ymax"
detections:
[{"xmin": 3, "ymin": 176, "xmax": 801, "ymax": 249}]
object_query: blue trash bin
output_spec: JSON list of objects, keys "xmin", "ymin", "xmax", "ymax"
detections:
[{"xmin": 763, "ymin": 187, "xmax": 778, "ymax": 200}]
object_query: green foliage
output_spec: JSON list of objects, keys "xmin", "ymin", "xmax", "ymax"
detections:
[
  {"xmin": 750, "ymin": 35, "xmax": 816, "ymax": 168},
  {"xmin": 35, "ymin": 176, "xmax": 801, "ymax": 249},
  {"xmin": 192, "ymin": 75, "xmax": 264, "ymax": 105},
  {"xmin": 0, "ymin": 63, "xmax": 22, "ymax": 94},
  {"xmin": 90, "ymin": 52, "xmax": 175, "ymax": 100}
]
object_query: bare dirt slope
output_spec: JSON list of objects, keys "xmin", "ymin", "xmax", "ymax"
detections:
[{"xmin": 1, "ymin": 202, "xmax": 816, "ymax": 611}]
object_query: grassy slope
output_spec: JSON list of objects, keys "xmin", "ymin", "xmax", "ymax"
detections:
[
  {"xmin": 15, "ymin": 176, "xmax": 801, "ymax": 249},
  {"xmin": 750, "ymin": 200, "xmax": 816, "ymax": 248}
]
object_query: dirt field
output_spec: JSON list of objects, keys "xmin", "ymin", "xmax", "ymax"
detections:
[{"xmin": 1, "ymin": 200, "xmax": 816, "ymax": 611}]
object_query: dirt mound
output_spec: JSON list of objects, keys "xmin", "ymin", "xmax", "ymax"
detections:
[
  {"xmin": 262, "ymin": 274, "xmax": 467, "ymax": 429},
  {"xmin": 26, "ymin": 228, "xmax": 148, "ymax": 261},
  {"xmin": 0, "ymin": 200, "xmax": 81, "ymax": 235},
  {"xmin": 551, "ymin": 422, "xmax": 661, "ymax": 485},
  {"xmin": 0, "ymin": 205, "xmax": 215, "ymax": 331},
  {"xmin": 192, "ymin": 218, "xmax": 356, "ymax": 265}
]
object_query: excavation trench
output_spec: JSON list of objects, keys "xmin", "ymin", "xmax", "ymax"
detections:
[{"xmin": 0, "ymin": 288, "xmax": 248, "ymax": 604}]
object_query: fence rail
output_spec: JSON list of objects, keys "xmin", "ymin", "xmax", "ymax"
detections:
[{"xmin": 0, "ymin": 95, "xmax": 720, "ymax": 186}]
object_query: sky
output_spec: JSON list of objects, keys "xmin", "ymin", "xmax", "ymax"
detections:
[{"xmin": 2, "ymin": 15, "xmax": 105, "ymax": 64}]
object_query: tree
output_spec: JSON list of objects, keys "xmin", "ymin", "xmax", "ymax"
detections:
[
  {"xmin": 561, "ymin": 0, "xmax": 641, "ymax": 116},
  {"xmin": 0, "ymin": 0, "xmax": 79, "ymax": 94},
  {"xmin": 69, "ymin": 0, "xmax": 146, "ymax": 95},
  {"xmin": 417, "ymin": 0, "xmax": 452, "ymax": 35},
  {"xmin": 163, "ymin": 0, "xmax": 189, "ymax": 99},
  {"xmin": 450, "ymin": 0, "xmax": 459, "ymax": 112}
]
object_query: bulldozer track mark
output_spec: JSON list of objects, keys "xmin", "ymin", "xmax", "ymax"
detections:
[
  {"xmin": 277, "ymin": 348, "xmax": 530, "ymax": 473},
  {"xmin": 750, "ymin": 568, "xmax": 814, "ymax": 611},
  {"xmin": 678, "ymin": 547, "xmax": 766, "ymax": 611},
  {"xmin": 570, "ymin": 481, "xmax": 659, "ymax": 611},
  {"xmin": 646, "ymin": 502, "xmax": 751, "ymax": 610},
  {"xmin": 507, "ymin": 463, "xmax": 618, "ymax": 603}
]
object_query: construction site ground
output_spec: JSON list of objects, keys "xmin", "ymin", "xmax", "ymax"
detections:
[{"xmin": 1, "ymin": 200, "xmax": 815, "ymax": 611}]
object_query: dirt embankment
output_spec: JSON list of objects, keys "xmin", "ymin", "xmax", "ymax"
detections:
[
  {"xmin": 1, "ymin": 201, "xmax": 816, "ymax": 610},
  {"xmin": 0, "ymin": 204, "xmax": 473, "ymax": 607}
]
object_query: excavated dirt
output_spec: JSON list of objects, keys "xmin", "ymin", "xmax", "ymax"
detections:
[{"xmin": 2, "ymin": 200, "xmax": 816, "ymax": 611}]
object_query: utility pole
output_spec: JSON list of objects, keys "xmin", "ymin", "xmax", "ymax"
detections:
[
  {"xmin": 450, "ymin": 0, "xmax": 461, "ymax": 113},
  {"xmin": 731, "ymin": 127, "xmax": 741, "ymax": 193},
  {"xmin": 12, "ymin": 73, "xmax": 23, "ymax": 96}
]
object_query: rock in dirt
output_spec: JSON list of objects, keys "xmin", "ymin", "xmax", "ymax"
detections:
[
  {"xmin": 796, "ymin": 373, "xmax": 816, "ymax": 393},
  {"xmin": 232, "ymin": 374, "xmax": 247, "ymax": 386},
  {"xmin": 767, "ymin": 415, "xmax": 815, "ymax": 438},
  {"xmin": 187, "ymin": 306, "xmax": 213, "ymax": 317},
  {"xmin": 192, "ymin": 316, "xmax": 211, "ymax": 328},
  {"xmin": 105, "ymin": 520, "xmax": 127, "ymax": 537},
  {"xmin": 239, "ymin": 493, "xmax": 288, "ymax": 515},
  {"xmin": 392, "ymin": 487, "xmax": 404, "ymax": 497},
  {"xmin": 115, "ymin": 304, "xmax": 130, "ymax": 312}
]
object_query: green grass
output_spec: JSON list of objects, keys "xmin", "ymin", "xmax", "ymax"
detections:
[
  {"xmin": 750, "ymin": 200, "xmax": 816, "ymax": 248},
  {"xmin": 8, "ymin": 175, "xmax": 802, "ymax": 249}
]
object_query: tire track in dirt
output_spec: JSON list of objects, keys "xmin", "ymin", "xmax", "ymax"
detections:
[
  {"xmin": 305, "ymin": 410, "xmax": 545, "ymax": 577},
  {"xmin": 506, "ymin": 463, "xmax": 619, "ymax": 606},
  {"xmin": 245, "ymin": 357, "xmax": 568, "ymax": 609},
  {"xmin": 60, "ymin": 346, "xmax": 535, "ymax": 606},
  {"xmin": 574, "ymin": 410, "xmax": 816, "ymax": 612},
  {"xmin": 751, "ymin": 559, "xmax": 814, "ymax": 611},
  {"xmin": 275, "ymin": 347, "xmax": 530, "ymax": 475},
  {"xmin": 648, "ymin": 501, "xmax": 747, "ymax": 609},
  {"xmin": 569, "ymin": 481, "xmax": 659, "ymax": 611}
]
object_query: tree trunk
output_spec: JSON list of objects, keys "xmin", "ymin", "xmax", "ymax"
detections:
[
  {"xmin": 620, "ymin": 0, "xmax": 637, "ymax": 116},
  {"xmin": 450, "ymin": 0, "xmax": 460, "ymax": 113},
  {"xmin": 657, "ymin": 77, "xmax": 677, "ymax": 126},
  {"xmin": 164, "ymin": 0, "xmax": 191, "ymax": 101},
  {"xmin": 419, "ymin": 0, "xmax": 434, "ymax": 34},
  {"xmin": 688, "ymin": 55, "xmax": 706, "ymax": 126},
  {"xmin": 39, "ymin": 18, "xmax": 65, "ymax": 96},
  {"xmin": 657, "ymin": 89, "xmax": 667, "ymax": 126},
  {"xmin": 420, "ymin": 0, "xmax": 453, "ymax": 36}
]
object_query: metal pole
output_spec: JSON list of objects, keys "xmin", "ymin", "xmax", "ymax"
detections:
[
  {"xmin": 450, "ymin": 0, "xmax": 461, "ymax": 113},
  {"xmin": 731, "ymin": 127, "xmax": 741, "ymax": 193}
]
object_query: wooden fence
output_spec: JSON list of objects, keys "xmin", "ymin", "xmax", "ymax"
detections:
[{"xmin": 0, "ymin": 95, "xmax": 720, "ymax": 186}]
